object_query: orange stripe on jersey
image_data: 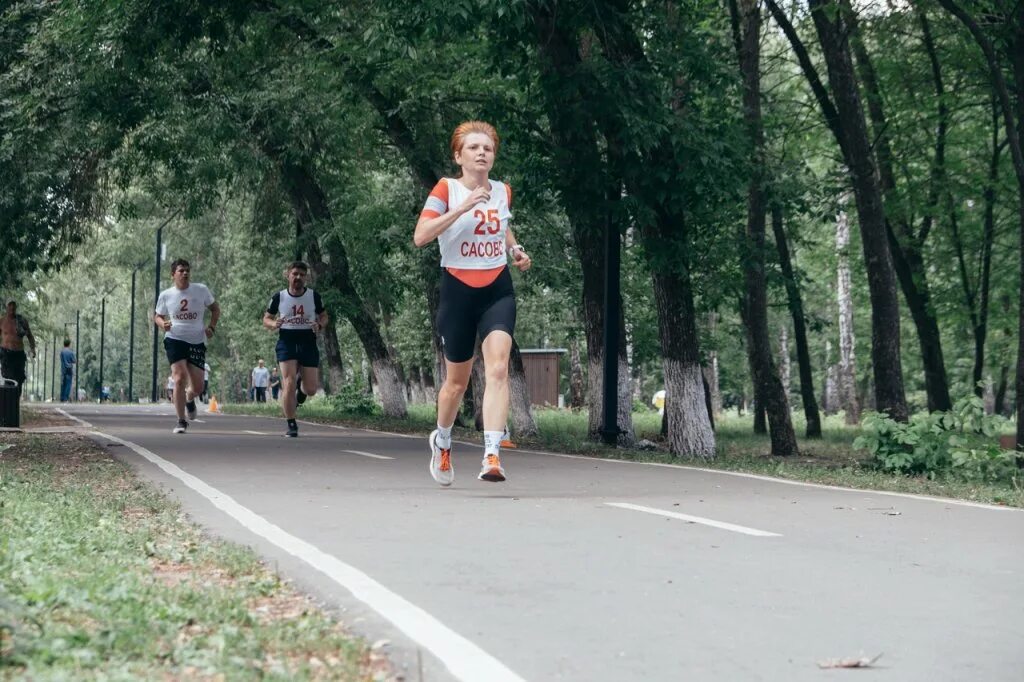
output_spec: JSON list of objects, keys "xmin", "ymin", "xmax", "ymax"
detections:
[
  {"xmin": 419, "ymin": 179, "xmax": 449, "ymax": 220},
  {"xmin": 446, "ymin": 266, "xmax": 505, "ymax": 288}
]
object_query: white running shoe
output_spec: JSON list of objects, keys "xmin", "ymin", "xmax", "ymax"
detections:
[
  {"xmin": 428, "ymin": 430, "xmax": 454, "ymax": 487},
  {"xmin": 173, "ymin": 420, "xmax": 188, "ymax": 434},
  {"xmin": 478, "ymin": 454, "xmax": 506, "ymax": 482}
]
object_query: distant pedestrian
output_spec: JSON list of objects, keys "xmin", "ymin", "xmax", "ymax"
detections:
[
  {"xmin": 269, "ymin": 367, "xmax": 281, "ymax": 401},
  {"xmin": 0, "ymin": 301, "xmax": 37, "ymax": 400},
  {"xmin": 166, "ymin": 375, "xmax": 175, "ymax": 402},
  {"xmin": 251, "ymin": 359, "xmax": 270, "ymax": 403},
  {"xmin": 59, "ymin": 339, "xmax": 76, "ymax": 402}
]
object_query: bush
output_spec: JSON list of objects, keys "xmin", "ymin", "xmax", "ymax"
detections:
[
  {"xmin": 854, "ymin": 396, "xmax": 1020, "ymax": 484},
  {"xmin": 316, "ymin": 385, "xmax": 379, "ymax": 416}
]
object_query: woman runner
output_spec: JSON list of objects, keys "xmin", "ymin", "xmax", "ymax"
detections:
[{"xmin": 414, "ymin": 121, "xmax": 532, "ymax": 485}]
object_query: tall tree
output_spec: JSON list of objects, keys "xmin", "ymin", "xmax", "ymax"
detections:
[
  {"xmin": 728, "ymin": 0, "xmax": 799, "ymax": 455},
  {"xmin": 767, "ymin": 0, "xmax": 909, "ymax": 421}
]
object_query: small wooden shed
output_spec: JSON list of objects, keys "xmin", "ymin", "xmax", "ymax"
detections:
[{"xmin": 519, "ymin": 348, "xmax": 566, "ymax": 407}]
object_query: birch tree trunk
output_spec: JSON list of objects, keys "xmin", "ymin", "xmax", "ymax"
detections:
[
  {"xmin": 836, "ymin": 199, "xmax": 861, "ymax": 424},
  {"xmin": 779, "ymin": 325, "xmax": 791, "ymax": 400}
]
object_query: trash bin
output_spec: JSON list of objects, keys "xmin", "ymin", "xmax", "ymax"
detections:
[{"xmin": 0, "ymin": 378, "xmax": 20, "ymax": 428}]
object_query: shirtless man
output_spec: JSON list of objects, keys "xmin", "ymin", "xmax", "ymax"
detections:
[
  {"xmin": 1, "ymin": 301, "xmax": 37, "ymax": 400},
  {"xmin": 153, "ymin": 259, "xmax": 221, "ymax": 433}
]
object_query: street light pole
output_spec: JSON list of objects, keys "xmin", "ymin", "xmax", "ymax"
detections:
[
  {"xmin": 601, "ymin": 222, "xmax": 622, "ymax": 446},
  {"xmin": 129, "ymin": 268, "xmax": 137, "ymax": 402},
  {"xmin": 151, "ymin": 225, "xmax": 162, "ymax": 403},
  {"xmin": 75, "ymin": 310, "xmax": 80, "ymax": 401},
  {"xmin": 50, "ymin": 334, "xmax": 56, "ymax": 402},
  {"xmin": 99, "ymin": 297, "xmax": 106, "ymax": 402}
]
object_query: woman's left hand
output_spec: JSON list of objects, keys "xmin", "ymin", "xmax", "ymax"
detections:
[{"xmin": 511, "ymin": 247, "xmax": 531, "ymax": 272}]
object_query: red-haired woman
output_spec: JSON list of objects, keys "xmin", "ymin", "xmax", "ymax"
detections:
[{"xmin": 414, "ymin": 121, "xmax": 532, "ymax": 485}]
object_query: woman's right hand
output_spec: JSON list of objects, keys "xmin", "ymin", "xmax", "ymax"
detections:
[{"xmin": 456, "ymin": 185, "xmax": 490, "ymax": 214}]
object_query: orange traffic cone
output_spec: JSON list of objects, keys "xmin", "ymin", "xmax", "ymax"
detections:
[{"xmin": 208, "ymin": 395, "xmax": 221, "ymax": 413}]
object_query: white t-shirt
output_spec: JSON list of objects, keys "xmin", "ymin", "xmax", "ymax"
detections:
[
  {"xmin": 252, "ymin": 367, "xmax": 270, "ymax": 388},
  {"xmin": 166, "ymin": 376, "xmax": 175, "ymax": 390},
  {"xmin": 155, "ymin": 283, "xmax": 215, "ymax": 345},
  {"xmin": 204, "ymin": 363, "xmax": 211, "ymax": 380}
]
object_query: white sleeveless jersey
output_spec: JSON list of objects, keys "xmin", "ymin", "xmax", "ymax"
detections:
[
  {"xmin": 274, "ymin": 288, "xmax": 318, "ymax": 329},
  {"xmin": 155, "ymin": 283, "xmax": 215, "ymax": 345},
  {"xmin": 436, "ymin": 179, "xmax": 511, "ymax": 269}
]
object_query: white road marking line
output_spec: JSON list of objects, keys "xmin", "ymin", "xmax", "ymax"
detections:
[
  {"xmin": 607, "ymin": 502, "xmax": 783, "ymax": 537},
  {"xmin": 514, "ymin": 448, "xmax": 1021, "ymax": 513},
  {"xmin": 89, "ymin": 430, "xmax": 525, "ymax": 682},
  {"xmin": 244, "ymin": 430, "xmax": 268, "ymax": 436},
  {"xmin": 54, "ymin": 408, "xmax": 92, "ymax": 428},
  {"xmin": 341, "ymin": 449, "xmax": 394, "ymax": 460},
  {"xmin": 297, "ymin": 419, "xmax": 347, "ymax": 430}
]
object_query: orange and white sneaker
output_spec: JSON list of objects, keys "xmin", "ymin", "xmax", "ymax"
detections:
[
  {"xmin": 428, "ymin": 430, "xmax": 454, "ymax": 487},
  {"xmin": 478, "ymin": 454, "xmax": 506, "ymax": 482}
]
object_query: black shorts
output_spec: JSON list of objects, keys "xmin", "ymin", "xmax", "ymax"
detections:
[
  {"xmin": 0, "ymin": 348, "xmax": 27, "ymax": 385},
  {"xmin": 276, "ymin": 336, "xmax": 320, "ymax": 367},
  {"xmin": 437, "ymin": 267, "xmax": 516, "ymax": 363},
  {"xmin": 164, "ymin": 338, "xmax": 206, "ymax": 369}
]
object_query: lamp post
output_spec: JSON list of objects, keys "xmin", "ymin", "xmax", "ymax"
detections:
[
  {"xmin": 99, "ymin": 297, "xmax": 106, "ymax": 402},
  {"xmin": 151, "ymin": 225, "xmax": 163, "ymax": 403},
  {"xmin": 50, "ymin": 334, "xmax": 56, "ymax": 401}
]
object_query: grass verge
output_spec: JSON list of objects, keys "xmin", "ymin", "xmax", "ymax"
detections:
[
  {"xmin": 0, "ymin": 431, "xmax": 391, "ymax": 680},
  {"xmin": 222, "ymin": 401, "xmax": 1024, "ymax": 508}
]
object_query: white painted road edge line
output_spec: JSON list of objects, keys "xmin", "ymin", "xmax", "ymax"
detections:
[
  {"xmin": 341, "ymin": 449, "xmax": 395, "ymax": 460},
  {"xmin": 54, "ymin": 408, "xmax": 93, "ymax": 429},
  {"xmin": 244, "ymin": 430, "xmax": 268, "ymax": 436},
  {"xmin": 515, "ymin": 448, "xmax": 1020, "ymax": 513},
  {"xmin": 89, "ymin": 430, "xmax": 524, "ymax": 682},
  {"xmin": 607, "ymin": 502, "xmax": 783, "ymax": 537}
]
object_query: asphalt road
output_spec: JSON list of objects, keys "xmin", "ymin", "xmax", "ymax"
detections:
[{"xmin": 49, "ymin": 403, "xmax": 1024, "ymax": 682}]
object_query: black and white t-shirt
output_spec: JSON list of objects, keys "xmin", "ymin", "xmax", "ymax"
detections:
[{"xmin": 266, "ymin": 288, "xmax": 324, "ymax": 341}]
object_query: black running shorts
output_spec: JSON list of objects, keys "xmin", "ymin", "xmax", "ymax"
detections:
[
  {"xmin": 276, "ymin": 336, "xmax": 320, "ymax": 367},
  {"xmin": 437, "ymin": 267, "xmax": 516, "ymax": 363},
  {"xmin": 164, "ymin": 337, "xmax": 206, "ymax": 369}
]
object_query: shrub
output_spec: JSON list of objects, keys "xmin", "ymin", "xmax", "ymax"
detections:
[
  {"xmin": 854, "ymin": 396, "xmax": 1020, "ymax": 485},
  {"xmin": 317, "ymin": 385, "xmax": 379, "ymax": 416}
]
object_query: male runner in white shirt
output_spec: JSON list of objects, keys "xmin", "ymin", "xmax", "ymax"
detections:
[{"xmin": 154, "ymin": 259, "xmax": 221, "ymax": 433}]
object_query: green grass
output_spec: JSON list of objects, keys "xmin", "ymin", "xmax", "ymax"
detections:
[
  {"xmin": 223, "ymin": 399, "xmax": 1024, "ymax": 508},
  {"xmin": 0, "ymin": 432, "xmax": 384, "ymax": 680}
]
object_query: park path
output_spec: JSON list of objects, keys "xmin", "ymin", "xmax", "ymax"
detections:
[{"xmin": 51, "ymin": 404, "xmax": 1024, "ymax": 681}]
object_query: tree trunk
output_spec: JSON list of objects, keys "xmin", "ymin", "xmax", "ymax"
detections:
[
  {"xmin": 808, "ymin": 0, "xmax": 907, "ymax": 421},
  {"xmin": 569, "ymin": 335, "xmax": 585, "ymax": 410},
  {"xmin": 779, "ymin": 325, "xmax": 791, "ymax": 400},
  {"xmin": 771, "ymin": 204, "xmax": 822, "ymax": 436},
  {"xmin": 508, "ymin": 341, "xmax": 539, "ymax": 437},
  {"xmin": 936, "ymin": 0, "xmax": 1024, "ymax": 453},
  {"xmin": 529, "ymin": 4, "xmax": 635, "ymax": 444},
  {"xmin": 835, "ymin": 200, "xmax": 861, "ymax": 424},
  {"xmin": 844, "ymin": 0, "xmax": 952, "ymax": 412},
  {"xmin": 995, "ymin": 364, "xmax": 1010, "ymax": 417},
  {"xmin": 651, "ymin": 261, "xmax": 716, "ymax": 457},
  {"xmin": 319, "ymin": 320, "xmax": 344, "ymax": 394}
]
